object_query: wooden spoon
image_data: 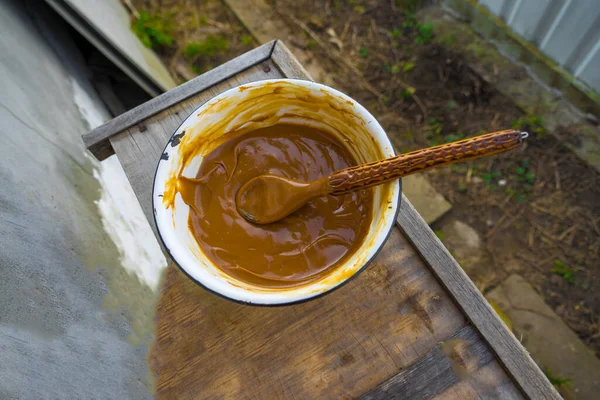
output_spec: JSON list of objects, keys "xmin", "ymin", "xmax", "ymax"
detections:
[{"xmin": 236, "ymin": 129, "xmax": 528, "ymax": 224}]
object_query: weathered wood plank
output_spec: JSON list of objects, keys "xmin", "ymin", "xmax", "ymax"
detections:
[
  {"xmin": 360, "ymin": 324, "xmax": 523, "ymax": 400},
  {"xmin": 110, "ymin": 61, "xmax": 283, "ymax": 226},
  {"xmin": 396, "ymin": 194, "xmax": 560, "ymax": 399},
  {"xmin": 431, "ymin": 360, "xmax": 526, "ymax": 399},
  {"xmin": 270, "ymin": 40, "xmax": 313, "ymax": 80},
  {"xmin": 85, "ymin": 40, "xmax": 276, "ymax": 160},
  {"xmin": 149, "ymin": 228, "xmax": 468, "ymax": 399}
]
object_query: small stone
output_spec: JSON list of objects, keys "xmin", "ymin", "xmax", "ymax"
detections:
[
  {"xmin": 487, "ymin": 275, "xmax": 600, "ymax": 399},
  {"xmin": 486, "ymin": 219, "xmax": 493, "ymax": 227},
  {"xmin": 440, "ymin": 219, "xmax": 496, "ymax": 288},
  {"xmin": 445, "ymin": 220, "xmax": 481, "ymax": 250},
  {"xmin": 498, "ymin": 179, "xmax": 507, "ymax": 186},
  {"xmin": 402, "ymin": 175, "xmax": 452, "ymax": 224},
  {"xmin": 472, "ymin": 176, "xmax": 483, "ymax": 184}
]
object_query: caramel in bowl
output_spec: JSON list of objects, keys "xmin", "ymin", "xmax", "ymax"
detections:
[{"xmin": 153, "ymin": 80, "xmax": 400, "ymax": 305}]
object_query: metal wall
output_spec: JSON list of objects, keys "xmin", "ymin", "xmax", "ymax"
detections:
[{"xmin": 478, "ymin": 0, "xmax": 600, "ymax": 95}]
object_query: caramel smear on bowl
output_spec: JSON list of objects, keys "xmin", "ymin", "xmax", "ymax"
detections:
[{"xmin": 177, "ymin": 124, "xmax": 373, "ymax": 288}]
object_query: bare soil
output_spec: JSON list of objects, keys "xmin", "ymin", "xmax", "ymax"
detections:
[
  {"xmin": 129, "ymin": 0, "xmax": 258, "ymax": 83},
  {"xmin": 129, "ymin": 0, "xmax": 599, "ymax": 356}
]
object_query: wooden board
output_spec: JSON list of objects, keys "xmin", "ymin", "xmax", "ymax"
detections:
[
  {"xmin": 149, "ymin": 229, "xmax": 523, "ymax": 399},
  {"xmin": 83, "ymin": 41, "xmax": 559, "ymax": 399},
  {"xmin": 85, "ymin": 40, "xmax": 276, "ymax": 160},
  {"xmin": 395, "ymin": 196, "xmax": 558, "ymax": 399},
  {"xmin": 360, "ymin": 325, "xmax": 523, "ymax": 400}
]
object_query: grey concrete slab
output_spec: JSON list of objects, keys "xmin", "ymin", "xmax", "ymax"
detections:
[
  {"xmin": 487, "ymin": 275, "xmax": 600, "ymax": 399},
  {"xmin": 45, "ymin": 0, "xmax": 176, "ymax": 96},
  {"xmin": 402, "ymin": 174, "xmax": 452, "ymax": 224},
  {"xmin": 0, "ymin": 1, "xmax": 155, "ymax": 398}
]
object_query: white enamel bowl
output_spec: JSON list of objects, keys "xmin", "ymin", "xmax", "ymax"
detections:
[{"xmin": 153, "ymin": 79, "xmax": 401, "ymax": 305}]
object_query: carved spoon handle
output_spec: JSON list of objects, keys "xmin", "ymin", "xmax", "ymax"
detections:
[{"xmin": 328, "ymin": 129, "xmax": 527, "ymax": 195}]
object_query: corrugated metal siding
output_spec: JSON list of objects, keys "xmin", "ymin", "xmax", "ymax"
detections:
[{"xmin": 477, "ymin": 0, "xmax": 600, "ymax": 95}]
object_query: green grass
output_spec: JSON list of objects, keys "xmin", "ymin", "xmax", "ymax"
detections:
[
  {"xmin": 516, "ymin": 166, "xmax": 535, "ymax": 184},
  {"xmin": 415, "ymin": 22, "xmax": 434, "ymax": 45},
  {"xmin": 401, "ymin": 87, "xmax": 416, "ymax": 98},
  {"xmin": 425, "ymin": 116, "xmax": 444, "ymax": 145},
  {"xmin": 403, "ymin": 61, "xmax": 416, "ymax": 72},
  {"xmin": 240, "ymin": 34, "xmax": 254, "ymax": 46},
  {"xmin": 391, "ymin": 11, "xmax": 434, "ymax": 46},
  {"xmin": 184, "ymin": 35, "xmax": 229, "ymax": 58},
  {"xmin": 503, "ymin": 160, "xmax": 535, "ymax": 202},
  {"xmin": 443, "ymin": 132, "xmax": 464, "ymax": 143},
  {"xmin": 353, "ymin": 5, "xmax": 366, "ymax": 13},
  {"xmin": 390, "ymin": 61, "xmax": 415, "ymax": 74},
  {"xmin": 545, "ymin": 368, "xmax": 572, "ymax": 389},
  {"xmin": 359, "ymin": 47, "xmax": 369, "ymax": 58},
  {"xmin": 512, "ymin": 115, "xmax": 546, "ymax": 138},
  {"xmin": 440, "ymin": 33, "xmax": 455, "ymax": 46},
  {"xmin": 131, "ymin": 10, "xmax": 174, "ymax": 49},
  {"xmin": 480, "ymin": 170, "xmax": 500, "ymax": 185},
  {"xmin": 552, "ymin": 260, "xmax": 576, "ymax": 284},
  {"xmin": 434, "ymin": 230, "xmax": 445, "ymax": 240},
  {"xmin": 190, "ymin": 64, "xmax": 201, "ymax": 75}
]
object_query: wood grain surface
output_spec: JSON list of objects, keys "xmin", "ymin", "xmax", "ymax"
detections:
[
  {"xmin": 92, "ymin": 42, "xmax": 559, "ymax": 399},
  {"xmin": 85, "ymin": 40, "xmax": 276, "ymax": 160},
  {"xmin": 360, "ymin": 325, "xmax": 524, "ymax": 400},
  {"xmin": 397, "ymin": 196, "xmax": 560, "ymax": 399},
  {"xmin": 149, "ymin": 229, "xmax": 471, "ymax": 399},
  {"xmin": 270, "ymin": 40, "xmax": 313, "ymax": 80}
]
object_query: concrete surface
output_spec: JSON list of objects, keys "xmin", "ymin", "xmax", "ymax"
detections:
[
  {"xmin": 487, "ymin": 275, "xmax": 600, "ymax": 399},
  {"xmin": 46, "ymin": 0, "xmax": 177, "ymax": 95},
  {"xmin": 0, "ymin": 1, "xmax": 161, "ymax": 398},
  {"xmin": 441, "ymin": 220, "xmax": 481, "ymax": 257},
  {"xmin": 439, "ymin": 219, "xmax": 497, "ymax": 291},
  {"xmin": 402, "ymin": 174, "xmax": 452, "ymax": 224}
]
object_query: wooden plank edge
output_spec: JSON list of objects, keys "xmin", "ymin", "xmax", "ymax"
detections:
[
  {"xmin": 360, "ymin": 325, "xmax": 495, "ymax": 400},
  {"xmin": 270, "ymin": 40, "xmax": 313, "ymax": 80},
  {"xmin": 45, "ymin": 0, "xmax": 165, "ymax": 97},
  {"xmin": 395, "ymin": 194, "xmax": 560, "ymax": 399},
  {"xmin": 88, "ymin": 140, "xmax": 114, "ymax": 162},
  {"xmin": 82, "ymin": 40, "xmax": 277, "ymax": 160}
]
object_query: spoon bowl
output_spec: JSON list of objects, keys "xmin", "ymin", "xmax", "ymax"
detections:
[{"xmin": 236, "ymin": 176, "xmax": 328, "ymax": 224}]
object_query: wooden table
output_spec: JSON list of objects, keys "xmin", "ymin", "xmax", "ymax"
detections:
[{"xmin": 84, "ymin": 41, "xmax": 559, "ymax": 399}]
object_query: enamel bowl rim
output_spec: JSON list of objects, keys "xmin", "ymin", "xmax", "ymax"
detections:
[{"xmin": 152, "ymin": 79, "xmax": 401, "ymax": 305}]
